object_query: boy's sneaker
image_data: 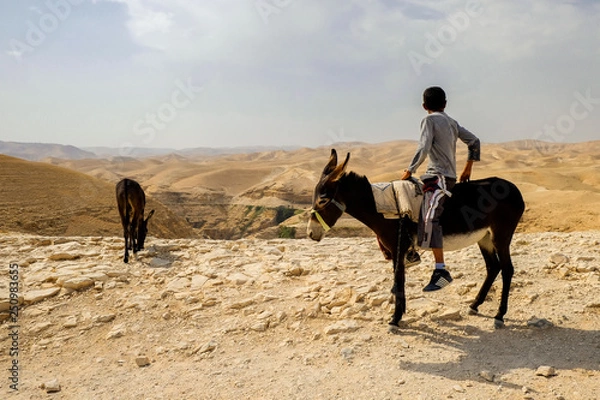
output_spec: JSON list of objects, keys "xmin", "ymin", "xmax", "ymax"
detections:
[
  {"xmin": 423, "ymin": 269, "xmax": 453, "ymax": 292},
  {"xmin": 405, "ymin": 249, "xmax": 421, "ymax": 267}
]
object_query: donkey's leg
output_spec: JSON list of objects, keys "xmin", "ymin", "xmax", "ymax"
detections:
[
  {"xmin": 389, "ymin": 262, "xmax": 406, "ymax": 327},
  {"xmin": 123, "ymin": 225, "xmax": 131, "ymax": 263},
  {"xmin": 493, "ymin": 244, "xmax": 515, "ymax": 328},
  {"xmin": 470, "ymin": 236, "xmax": 501, "ymax": 316},
  {"xmin": 389, "ymin": 217, "xmax": 412, "ymax": 327},
  {"xmin": 123, "ymin": 234, "xmax": 130, "ymax": 264},
  {"xmin": 130, "ymin": 220, "xmax": 139, "ymax": 254}
]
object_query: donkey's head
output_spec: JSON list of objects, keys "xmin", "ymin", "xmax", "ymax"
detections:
[
  {"xmin": 307, "ymin": 149, "xmax": 349, "ymax": 241},
  {"xmin": 136, "ymin": 209, "xmax": 155, "ymax": 251}
]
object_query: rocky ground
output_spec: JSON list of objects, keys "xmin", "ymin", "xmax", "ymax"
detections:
[{"xmin": 1, "ymin": 231, "xmax": 599, "ymax": 400}]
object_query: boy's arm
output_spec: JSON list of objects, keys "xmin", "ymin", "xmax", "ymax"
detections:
[
  {"xmin": 402, "ymin": 118, "xmax": 434, "ymax": 180},
  {"xmin": 457, "ymin": 125, "xmax": 480, "ymax": 182}
]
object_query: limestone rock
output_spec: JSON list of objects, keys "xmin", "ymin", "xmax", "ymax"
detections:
[
  {"xmin": 549, "ymin": 254, "xmax": 569, "ymax": 265},
  {"xmin": 165, "ymin": 278, "xmax": 190, "ymax": 292},
  {"xmin": 193, "ymin": 340, "xmax": 218, "ymax": 354},
  {"xmin": 479, "ymin": 370, "xmax": 495, "ymax": 382},
  {"xmin": 190, "ymin": 275, "xmax": 209, "ymax": 290},
  {"xmin": 135, "ymin": 356, "xmax": 151, "ymax": 367},
  {"xmin": 324, "ymin": 320, "xmax": 360, "ymax": 335},
  {"xmin": 42, "ymin": 378, "xmax": 61, "ymax": 393},
  {"xmin": 49, "ymin": 252, "xmax": 81, "ymax": 261},
  {"xmin": 535, "ymin": 366, "xmax": 557, "ymax": 377},
  {"xmin": 436, "ymin": 308, "xmax": 462, "ymax": 321},
  {"xmin": 61, "ymin": 277, "xmax": 94, "ymax": 290},
  {"xmin": 93, "ymin": 313, "xmax": 116, "ymax": 323},
  {"xmin": 106, "ymin": 324, "xmax": 126, "ymax": 339},
  {"xmin": 23, "ymin": 287, "xmax": 60, "ymax": 304}
]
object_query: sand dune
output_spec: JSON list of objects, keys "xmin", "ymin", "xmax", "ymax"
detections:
[
  {"xmin": 0, "ymin": 155, "xmax": 194, "ymax": 238},
  {"xmin": 3, "ymin": 140, "xmax": 599, "ymax": 238}
]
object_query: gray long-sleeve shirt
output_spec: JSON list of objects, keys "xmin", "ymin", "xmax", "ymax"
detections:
[{"xmin": 407, "ymin": 111, "xmax": 480, "ymax": 180}]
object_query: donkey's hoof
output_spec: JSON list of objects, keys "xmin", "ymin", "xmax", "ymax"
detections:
[
  {"xmin": 468, "ymin": 307, "xmax": 479, "ymax": 316},
  {"xmin": 493, "ymin": 318, "xmax": 505, "ymax": 329},
  {"xmin": 387, "ymin": 324, "xmax": 401, "ymax": 334}
]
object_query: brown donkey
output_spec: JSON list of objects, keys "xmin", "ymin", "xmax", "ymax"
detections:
[
  {"xmin": 116, "ymin": 178, "xmax": 155, "ymax": 263},
  {"xmin": 307, "ymin": 149, "xmax": 525, "ymax": 329}
]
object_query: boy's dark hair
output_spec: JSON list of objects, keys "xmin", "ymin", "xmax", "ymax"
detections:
[{"xmin": 423, "ymin": 86, "xmax": 446, "ymax": 111}]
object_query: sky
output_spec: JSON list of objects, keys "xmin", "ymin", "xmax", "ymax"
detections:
[{"xmin": 1, "ymin": 0, "xmax": 599, "ymax": 151}]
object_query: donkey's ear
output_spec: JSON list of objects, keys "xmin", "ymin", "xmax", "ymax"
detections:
[
  {"xmin": 322, "ymin": 149, "xmax": 338, "ymax": 176},
  {"xmin": 146, "ymin": 209, "xmax": 155, "ymax": 222},
  {"xmin": 330, "ymin": 152, "xmax": 350, "ymax": 182}
]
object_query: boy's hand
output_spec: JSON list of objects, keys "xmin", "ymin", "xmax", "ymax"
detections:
[
  {"xmin": 401, "ymin": 170, "xmax": 412, "ymax": 180},
  {"xmin": 459, "ymin": 160, "xmax": 473, "ymax": 182}
]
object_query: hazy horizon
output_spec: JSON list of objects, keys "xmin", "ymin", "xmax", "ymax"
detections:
[{"xmin": 2, "ymin": 1, "xmax": 599, "ymax": 153}]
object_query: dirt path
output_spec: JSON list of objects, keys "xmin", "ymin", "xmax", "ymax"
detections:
[{"xmin": 1, "ymin": 231, "xmax": 599, "ymax": 399}]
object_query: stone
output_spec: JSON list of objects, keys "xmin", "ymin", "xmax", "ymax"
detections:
[
  {"xmin": 93, "ymin": 313, "xmax": 116, "ymax": 323},
  {"xmin": 83, "ymin": 272, "xmax": 109, "ymax": 282},
  {"xmin": 61, "ymin": 277, "xmax": 94, "ymax": 290},
  {"xmin": 549, "ymin": 254, "xmax": 569, "ymax": 265},
  {"xmin": 42, "ymin": 378, "xmax": 61, "ymax": 393},
  {"xmin": 436, "ymin": 309, "xmax": 462, "ymax": 321},
  {"xmin": 193, "ymin": 340, "xmax": 217, "ymax": 354},
  {"xmin": 190, "ymin": 275, "xmax": 209, "ymax": 290},
  {"xmin": 227, "ymin": 273, "xmax": 250, "ymax": 285},
  {"xmin": 535, "ymin": 366, "xmax": 557, "ymax": 377},
  {"xmin": 527, "ymin": 317, "xmax": 554, "ymax": 329},
  {"xmin": 341, "ymin": 347, "xmax": 354, "ymax": 360},
  {"xmin": 228, "ymin": 298, "xmax": 256, "ymax": 310},
  {"xmin": 29, "ymin": 322, "xmax": 53, "ymax": 334},
  {"xmin": 453, "ymin": 385, "xmax": 466, "ymax": 393},
  {"xmin": 165, "ymin": 278, "xmax": 190, "ymax": 292},
  {"xmin": 63, "ymin": 316, "xmax": 78, "ymax": 328},
  {"xmin": 150, "ymin": 258, "xmax": 171, "ymax": 268},
  {"xmin": 285, "ymin": 265, "xmax": 304, "ymax": 276},
  {"xmin": 479, "ymin": 370, "xmax": 495, "ymax": 382},
  {"xmin": 250, "ymin": 322, "xmax": 268, "ymax": 332},
  {"xmin": 49, "ymin": 252, "xmax": 81, "ymax": 261},
  {"xmin": 0, "ymin": 295, "xmax": 23, "ymax": 312},
  {"xmin": 23, "ymin": 287, "xmax": 61, "ymax": 304},
  {"xmin": 106, "ymin": 324, "xmax": 126, "ymax": 339},
  {"xmin": 324, "ymin": 320, "xmax": 360, "ymax": 335},
  {"xmin": 135, "ymin": 356, "xmax": 151, "ymax": 367}
]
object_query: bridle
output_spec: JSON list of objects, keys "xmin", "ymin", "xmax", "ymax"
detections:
[{"xmin": 310, "ymin": 197, "xmax": 346, "ymax": 232}]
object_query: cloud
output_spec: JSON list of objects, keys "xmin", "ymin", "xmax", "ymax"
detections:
[{"xmin": 1, "ymin": 0, "xmax": 599, "ymax": 147}]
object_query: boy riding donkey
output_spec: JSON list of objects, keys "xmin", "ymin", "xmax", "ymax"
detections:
[{"xmin": 401, "ymin": 86, "xmax": 480, "ymax": 291}]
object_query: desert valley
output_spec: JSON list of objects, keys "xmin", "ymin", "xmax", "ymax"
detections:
[{"xmin": 0, "ymin": 140, "xmax": 599, "ymax": 399}]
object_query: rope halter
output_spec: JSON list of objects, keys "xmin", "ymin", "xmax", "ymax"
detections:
[{"xmin": 310, "ymin": 198, "xmax": 346, "ymax": 232}]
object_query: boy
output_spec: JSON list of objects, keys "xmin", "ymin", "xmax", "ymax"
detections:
[{"xmin": 401, "ymin": 86, "xmax": 480, "ymax": 291}]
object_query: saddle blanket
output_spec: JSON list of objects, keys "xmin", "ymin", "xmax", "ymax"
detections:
[{"xmin": 371, "ymin": 179, "xmax": 423, "ymax": 222}]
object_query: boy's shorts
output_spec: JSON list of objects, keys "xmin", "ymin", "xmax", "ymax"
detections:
[{"xmin": 418, "ymin": 176, "xmax": 456, "ymax": 249}]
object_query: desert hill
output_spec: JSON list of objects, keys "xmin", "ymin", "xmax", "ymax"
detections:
[
  {"xmin": 3, "ymin": 140, "xmax": 599, "ymax": 239},
  {"xmin": 0, "ymin": 140, "xmax": 96, "ymax": 161},
  {"xmin": 0, "ymin": 155, "xmax": 194, "ymax": 238},
  {"xmin": 40, "ymin": 140, "xmax": 600, "ymax": 238}
]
